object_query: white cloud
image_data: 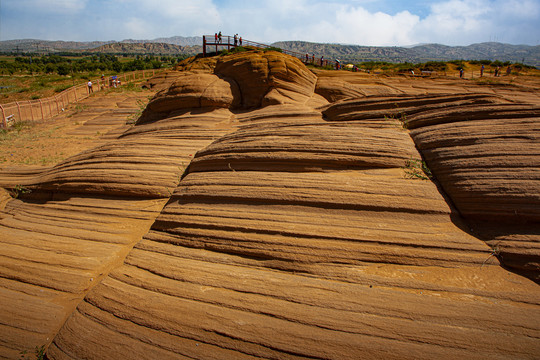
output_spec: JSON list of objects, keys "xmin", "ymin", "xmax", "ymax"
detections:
[
  {"xmin": 3, "ymin": 0, "xmax": 88, "ymax": 14},
  {"xmin": 2, "ymin": 0, "xmax": 539, "ymax": 45},
  {"xmin": 500, "ymin": 0, "xmax": 540, "ymax": 18},
  {"xmin": 410, "ymin": 0, "xmax": 540, "ymax": 45},
  {"xmin": 219, "ymin": 2, "xmax": 420, "ymax": 45},
  {"xmin": 115, "ymin": 0, "xmax": 219, "ymax": 20},
  {"xmin": 333, "ymin": 8, "xmax": 420, "ymax": 45}
]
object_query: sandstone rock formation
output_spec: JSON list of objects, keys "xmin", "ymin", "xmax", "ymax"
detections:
[{"xmin": 1, "ymin": 50, "xmax": 539, "ymax": 359}]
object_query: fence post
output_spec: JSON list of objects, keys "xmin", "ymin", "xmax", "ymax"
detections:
[
  {"xmin": 203, "ymin": 35, "xmax": 206, "ymax": 57},
  {"xmin": 39, "ymin": 99, "xmax": 44, "ymax": 121},
  {"xmin": 48, "ymin": 99, "xmax": 53, "ymax": 119},
  {"xmin": 55, "ymin": 96, "xmax": 59, "ymax": 113},
  {"xmin": 0, "ymin": 104, "xmax": 6, "ymax": 128},
  {"xmin": 29, "ymin": 101, "xmax": 34, "ymax": 121},
  {"xmin": 16, "ymin": 101, "xmax": 22, "ymax": 121}
]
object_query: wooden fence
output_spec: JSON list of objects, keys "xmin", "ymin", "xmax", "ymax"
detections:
[
  {"xmin": 203, "ymin": 34, "xmax": 340, "ymax": 68},
  {"xmin": 0, "ymin": 68, "xmax": 163, "ymax": 128}
]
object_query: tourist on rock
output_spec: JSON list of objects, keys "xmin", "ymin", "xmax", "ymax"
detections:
[
  {"xmin": 87, "ymin": 80, "xmax": 93, "ymax": 93},
  {"xmin": 480, "ymin": 64, "xmax": 485, "ymax": 77},
  {"xmin": 239, "ymin": 36, "xmax": 242, "ymax": 46}
]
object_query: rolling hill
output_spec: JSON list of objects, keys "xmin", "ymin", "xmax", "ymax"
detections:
[{"xmin": 1, "ymin": 36, "xmax": 538, "ymax": 67}]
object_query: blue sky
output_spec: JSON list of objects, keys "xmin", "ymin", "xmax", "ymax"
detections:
[{"xmin": 1, "ymin": 0, "xmax": 539, "ymax": 46}]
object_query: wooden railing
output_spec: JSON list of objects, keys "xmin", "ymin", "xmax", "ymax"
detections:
[
  {"xmin": 202, "ymin": 35, "xmax": 338, "ymax": 68},
  {"xmin": 0, "ymin": 68, "xmax": 164, "ymax": 128}
]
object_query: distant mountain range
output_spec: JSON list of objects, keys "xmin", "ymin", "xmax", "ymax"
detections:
[
  {"xmin": 273, "ymin": 41, "xmax": 540, "ymax": 67},
  {"xmin": 0, "ymin": 36, "xmax": 204, "ymax": 53},
  {"xmin": 88, "ymin": 42, "xmax": 201, "ymax": 55},
  {"xmin": 1, "ymin": 36, "xmax": 538, "ymax": 67}
]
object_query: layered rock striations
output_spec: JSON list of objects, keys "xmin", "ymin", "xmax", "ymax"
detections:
[{"xmin": 0, "ymin": 50, "xmax": 539, "ymax": 359}]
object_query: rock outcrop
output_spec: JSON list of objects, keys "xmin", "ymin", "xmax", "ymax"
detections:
[{"xmin": 1, "ymin": 50, "xmax": 539, "ymax": 359}]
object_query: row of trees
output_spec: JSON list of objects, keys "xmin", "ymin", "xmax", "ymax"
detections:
[
  {"xmin": 0, "ymin": 54, "xmax": 188, "ymax": 75},
  {"xmin": 355, "ymin": 59, "xmax": 535, "ymax": 73}
]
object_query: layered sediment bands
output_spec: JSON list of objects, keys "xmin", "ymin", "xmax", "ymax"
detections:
[
  {"xmin": 50, "ymin": 93, "xmax": 540, "ymax": 359},
  {"xmin": 0, "ymin": 97, "xmax": 235, "ymax": 355},
  {"xmin": 315, "ymin": 77, "xmax": 367, "ymax": 102},
  {"xmin": 325, "ymin": 93, "xmax": 540, "ymax": 278},
  {"xmin": 322, "ymin": 94, "xmax": 513, "ymax": 122},
  {"xmin": 4, "ymin": 52, "xmax": 540, "ymax": 358},
  {"xmin": 47, "ymin": 251, "xmax": 540, "ymax": 360},
  {"xmin": 143, "ymin": 73, "xmax": 241, "ymax": 115},
  {"xmin": 392, "ymin": 97, "xmax": 540, "ymax": 277},
  {"xmin": 0, "ymin": 194, "xmax": 167, "ymax": 358},
  {"xmin": 25, "ymin": 108, "xmax": 234, "ymax": 198},
  {"xmin": 214, "ymin": 51, "xmax": 318, "ymax": 108},
  {"xmin": 189, "ymin": 118, "xmax": 417, "ymax": 172}
]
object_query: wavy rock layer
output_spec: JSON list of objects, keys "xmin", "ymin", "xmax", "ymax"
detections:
[
  {"xmin": 324, "ymin": 94, "xmax": 540, "ymax": 277},
  {"xmin": 1, "ymin": 52, "xmax": 539, "ymax": 359},
  {"xmin": 0, "ymin": 99, "xmax": 235, "ymax": 356},
  {"xmin": 50, "ymin": 99, "xmax": 540, "ymax": 359}
]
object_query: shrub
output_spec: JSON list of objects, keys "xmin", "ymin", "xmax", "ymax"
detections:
[
  {"xmin": 263, "ymin": 47, "xmax": 283, "ymax": 53},
  {"xmin": 54, "ymin": 84, "xmax": 71, "ymax": 93},
  {"xmin": 420, "ymin": 61, "xmax": 447, "ymax": 71}
]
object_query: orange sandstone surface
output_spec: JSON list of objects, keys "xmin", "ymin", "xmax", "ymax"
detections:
[{"xmin": 1, "ymin": 50, "xmax": 539, "ymax": 359}]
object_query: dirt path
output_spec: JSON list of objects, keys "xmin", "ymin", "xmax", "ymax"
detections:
[{"xmin": 0, "ymin": 88, "xmax": 153, "ymax": 167}]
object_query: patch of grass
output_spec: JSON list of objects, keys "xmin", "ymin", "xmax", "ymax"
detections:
[
  {"xmin": 0, "ymin": 120, "xmax": 33, "ymax": 141},
  {"xmin": 19, "ymin": 344, "xmax": 45, "ymax": 360},
  {"xmin": 384, "ymin": 112, "xmax": 409, "ymax": 129},
  {"xmin": 263, "ymin": 47, "xmax": 283, "ymax": 53},
  {"xmin": 68, "ymin": 104, "xmax": 87, "ymax": 117},
  {"xmin": 54, "ymin": 84, "xmax": 71, "ymax": 93},
  {"xmin": 123, "ymin": 82, "xmax": 143, "ymax": 92},
  {"xmin": 9, "ymin": 184, "xmax": 32, "ymax": 199},
  {"xmin": 403, "ymin": 158, "xmax": 432, "ymax": 180},
  {"xmin": 482, "ymin": 242, "xmax": 502, "ymax": 267},
  {"xmin": 127, "ymin": 98, "xmax": 150, "ymax": 125}
]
